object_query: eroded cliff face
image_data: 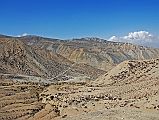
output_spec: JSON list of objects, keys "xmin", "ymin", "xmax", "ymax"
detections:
[
  {"xmin": 24, "ymin": 37, "xmax": 159, "ymax": 71},
  {"xmin": 1, "ymin": 36, "xmax": 159, "ymax": 81},
  {"xmin": 0, "ymin": 38, "xmax": 41, "ymax": 76},
  {"xmin": 0, "ymin": 37, "xmax": 105, "ymax": 81}
]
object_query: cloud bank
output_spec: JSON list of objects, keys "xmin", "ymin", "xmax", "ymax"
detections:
[{"xmin": 108, "ymin": 31, "xmax": 159, "ymax": 48}]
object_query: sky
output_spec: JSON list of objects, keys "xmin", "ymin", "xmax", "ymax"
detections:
[{"xmin": 0, "ymin": 0, "xmax": 159, "ymax": 41}]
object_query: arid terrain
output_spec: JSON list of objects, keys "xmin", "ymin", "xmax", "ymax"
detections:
[{"xmin": 1, "ymin": 35, "xmax": 159, "ymax": 120}]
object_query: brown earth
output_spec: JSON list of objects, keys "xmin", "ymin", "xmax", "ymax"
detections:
[
  {"xmin": 1, "ymin": 35, "xmax": 159, "ymax": 81},
  {"xmin": 0, "ymin": 37, "xmax": 105, "ymax": 81},
  {"xmin": 0, "ymin": 78, "xmax": 46, "ymax": 120},
  {"xmin": 20, "ymin": 36, "xmax": 159, "ymax": 71},
  {"xmin": 1, "ymin": 35, "xmax": 159, "ymax": 120},
  {"xmin": 34, "ymin": 58, "xmax": 159, "ymax": 120},
  {"xmin": 1, "ymin": 58, "xmax": 159, "ymax": 120}
]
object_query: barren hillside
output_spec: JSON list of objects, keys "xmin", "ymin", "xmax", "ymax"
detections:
[
  {"xmin": 36, "ymin": 58, "xmax": 159, "ymax": 120},
  {"xmin": 1, "ymin": 35, "xmax": 159, "ymax": 120},
  {"xmin": 0, "ymin": 37, "xmax": 105, "ymax": 81},
  {"xmin": 21, "ymin": 36, "xmax": 159, "ymax": 71}
]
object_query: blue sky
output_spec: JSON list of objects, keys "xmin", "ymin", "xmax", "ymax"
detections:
[{"xmin": 0, "ymin": 0, "xmax": 159, "ymax": 39}]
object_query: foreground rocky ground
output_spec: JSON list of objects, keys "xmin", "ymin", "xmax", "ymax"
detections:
[
  {"xmin": 1, "ymin": 58, "xmax": 159, "ymax": 120},
  {"xmin": 1, "ymin": 78, "xmax": 159, "ymax": 120},
  {"xmin": 0, "ymin": 78, "xmax": 45, "ymax": 120}
]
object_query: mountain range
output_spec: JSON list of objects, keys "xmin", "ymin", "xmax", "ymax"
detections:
[{"xmin": 1, "ymin": 34, "xmax": 159, "ymax": 81}]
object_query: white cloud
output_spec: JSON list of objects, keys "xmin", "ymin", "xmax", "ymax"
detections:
[
  {"xmin": 108, "ymin": 31, "xmax": 159, "ymax": 48},
  {"xmin": 21, "ymin": 33, "xmax": 28, "ymax": 36},
  {"xmin": 17, "ymin": 33, "xmax": 28, "ymax": 37},
  {"xmin": 123, "ymin": 31, "xmax": 153, "ymax": 41},
  {"xmin": 109, "ymin": 36, "xmax": 119, "ymax": 41}
]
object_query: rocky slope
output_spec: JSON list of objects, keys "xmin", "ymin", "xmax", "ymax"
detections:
[
  {"xmin": 2, "ymin": 35, "xmax": 159, "ymax": 82},
  {"xmin": 1, "ymin": 35, "xmax": 159, "ymax": 79},
  {"xmin": 0, "ymin": 78, "xmax": 46, "ymax": 120},
  {"xmin": 0, "ymin": 37, "xmax": 105, "ymax": 81},
  {"xmin": 34, "ymin": 58, "xmax": 159, "ymax": 120},
  {"xmin": 21, "ymin": 36, "xmax": 159, "ymax": 71},
  {"xmin": 94, "ymin": 58, "xmax": 159, "ymax": 87}
]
